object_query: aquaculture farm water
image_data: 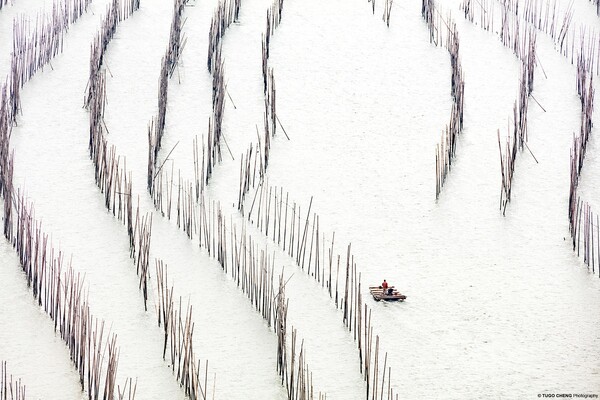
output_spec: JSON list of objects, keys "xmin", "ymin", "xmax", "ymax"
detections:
[{"xmin": 0, "ymin": 0, "xmax": 599, "ymax": 398}]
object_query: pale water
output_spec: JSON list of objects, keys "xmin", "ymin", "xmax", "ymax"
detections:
[{"xmin": 0, "ymin": 0, "xmax": 599, "ymax": 398}]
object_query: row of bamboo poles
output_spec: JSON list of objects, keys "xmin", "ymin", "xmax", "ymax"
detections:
[
  {"xmin": 466, "ymin": 0, "xmax": 544, "ymax": 61},
  {"xmin": 0, "ymin": 1, "xmax": 206, "ymax": 399},
  {"xmin": 84, "ymin": 0, "xmax": 152, "ymax": 310},
  {"xmin": 207, "ymin": 0, "xmax": 238, "ymax": 74},
  {"xmin": 504, "ymin": 0, "xmax": 599, "ymax": 71},
  {"xmin": 148, "ymin": 0, "xmax": 241, "ymax": 215},
  {"xmin": 82, "ymin": 7, "xmax": 216, "ymax": 393},
  {"xmin": 237, "ymin": 178, "xmax": 402, "ymax": 400},
  {"xmin": 88, "ymin": 71, "xmax": 153, "ymax": 309},
  {"xmin": 461, "ymin": 0, "xmax": 494, "ymax": 32},
  {"xmin": 9, "ymin": 0, "xmax": 92, "ymax": 126},
  {"xmin": 6, "ymin": 0, "xmax": 317, "ymax": 396},
  {"xmin": 207, "ymin": 0, "xmax": 242, "ymax": 179},
  {"xmin": 144, "ymin": 0, "xmax": 399, "ymax": 393},
  {"xmin": 137, "ymin": 2, "xmax": 326, "ymax": 392},
  {"xmin": 0, "ymin": 0, "xmax": 139, "ymax": 398},
  {"xmin": 497, "ymin": 28, "xmax": 537, "ymax": 214},
  {"xmin": 421, "ymin": 0, "xmax": 438, "ymax": 45},
  {"xmin": 499, "ymin": 3, "xmax": 545, "ymax": 61},
  {"xmin": 147, "ymin": 0, "xmax": 187, "ymax": 195},
  {"xmin": 148, "ymin": 173, "xmax": 327, "ymax": 399},
  {"xmin": 1, "ymin": 0, "xmax": 92, "ymax": 240},
  {"xmin": 460, "ymin": 0, "xmax": 540, "ymax": 214},
  {"xmin": 232, "ymin": 0, "xmax": 284, "ymax": 214},
  {"xmin": 84, "ymin": 0, "xmax": 139, "ymax": 109},
  {"xmin": 200, "ymin": 213, "xmax": 324, "ymax": 399},
  {"xmin": 147, "ymin": 136, "xmax": 330, "ymax": 399},
  {"xmin": 236, "ymin": 0, "xmax": 287, "ymax": 212},
  {"xmin": 247, "ymin": 2, "xmax": 427, "ymax": 372},
  {"xmin": 86, "ymin": 104, "xmax": 201, "ymax": 396},
  {"xmin": 148, "ymin": 1, "xmax": 230, "ymax": 217},
  {"xmin": 226, "ymin": 219, "xmax": 325, "ymax": 399},
  {"xmin": 466, "ymin": 0, "xmax": 600, "ymax": 268},
  {"xmin": 150, "ymin": 170, "xmax": 262, "ymax": 312},
  {"xmin": 159, "ymin": 0, "xmax": 239, "ymax": 197},
  {"xmin": 206, "ymin": 35, "xmax": 226, "ymax": 185},
  {"xmin": 240, "ymin": 181, "xmax": 345, "ymax": 305},
  {"xmin": 466, "ymin": 0, "xmax": 562, "ymax": 40},
  {"xmin": 1, "ymin": 362, "xmax": 26, "ymax": 400},
  {"xmin": 155, "ymin": 261, "xmax": 211, "ymax": 399},
  {"xmin": 461, "ymin": 0, "xmax": 564, "ymax": 52},
  {"xmin": 152, "ymin": 162, "xmax": 197, "ymax": 238},
  {"xmin": 568, "ymin": 40, "xmax": 597, "ymax": 276},
  {"xmin": 0, "ymin": 88, "xmax": 12, "ymax": 220},
  {"xmin": 79, "ymin": 1, "xmax": 228, "ymax": 397},
  {"xmin": 277, "ymin": 278, "xmax": 327, "ymax": 400},
  {"xmin": 147, "ymin": 0, "xmax": 359, "ymax": 396},
  {"xmin": 79, "ymin": 0, "xmax": 251, "ymax": 400},
  {"xmin": 571, "ymin": 200, "xmax": 600, "ymax": 276},
  {"xmin": 464, "ymin": 0, "xmax": 600, "ymax": 74},
  {"xmin": 421, "ymin": 2, "xmax": 465, "ymax": 199},
  {"xmin": 0, "ymin": 171, "xmax": 134, "ymax": 400},
  {"xmin": 261, "ymin": 0, "xmax": 285, "ymax": 162}
]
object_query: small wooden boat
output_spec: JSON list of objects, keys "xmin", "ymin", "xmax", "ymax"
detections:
[{"xmin": 369, "ymin": 286, "xmax": 406, "ymax": 302}]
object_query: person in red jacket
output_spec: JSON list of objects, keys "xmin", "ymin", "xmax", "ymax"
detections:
[{"xmin": 382, "ymin": 280, "xmax": 388, "ymax": 290}]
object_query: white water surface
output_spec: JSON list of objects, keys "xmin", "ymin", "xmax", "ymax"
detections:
[{"xmin": 1, "ymin": 0, "xmax": 599, "ymax": 398}]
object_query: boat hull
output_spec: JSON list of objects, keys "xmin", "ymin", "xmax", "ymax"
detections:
[{"xmin": 369, "ymin": 286, "xmax": 406, "ymax": 302}]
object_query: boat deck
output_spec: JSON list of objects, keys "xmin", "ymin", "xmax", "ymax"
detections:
[{"xmin": 369, "ymin": 286, "xmax": 406, "ymax": 302}]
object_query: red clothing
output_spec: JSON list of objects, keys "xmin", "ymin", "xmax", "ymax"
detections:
[{"xmin": 382, "ymin": 281, "xmax": 388, "ymax": 289}]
